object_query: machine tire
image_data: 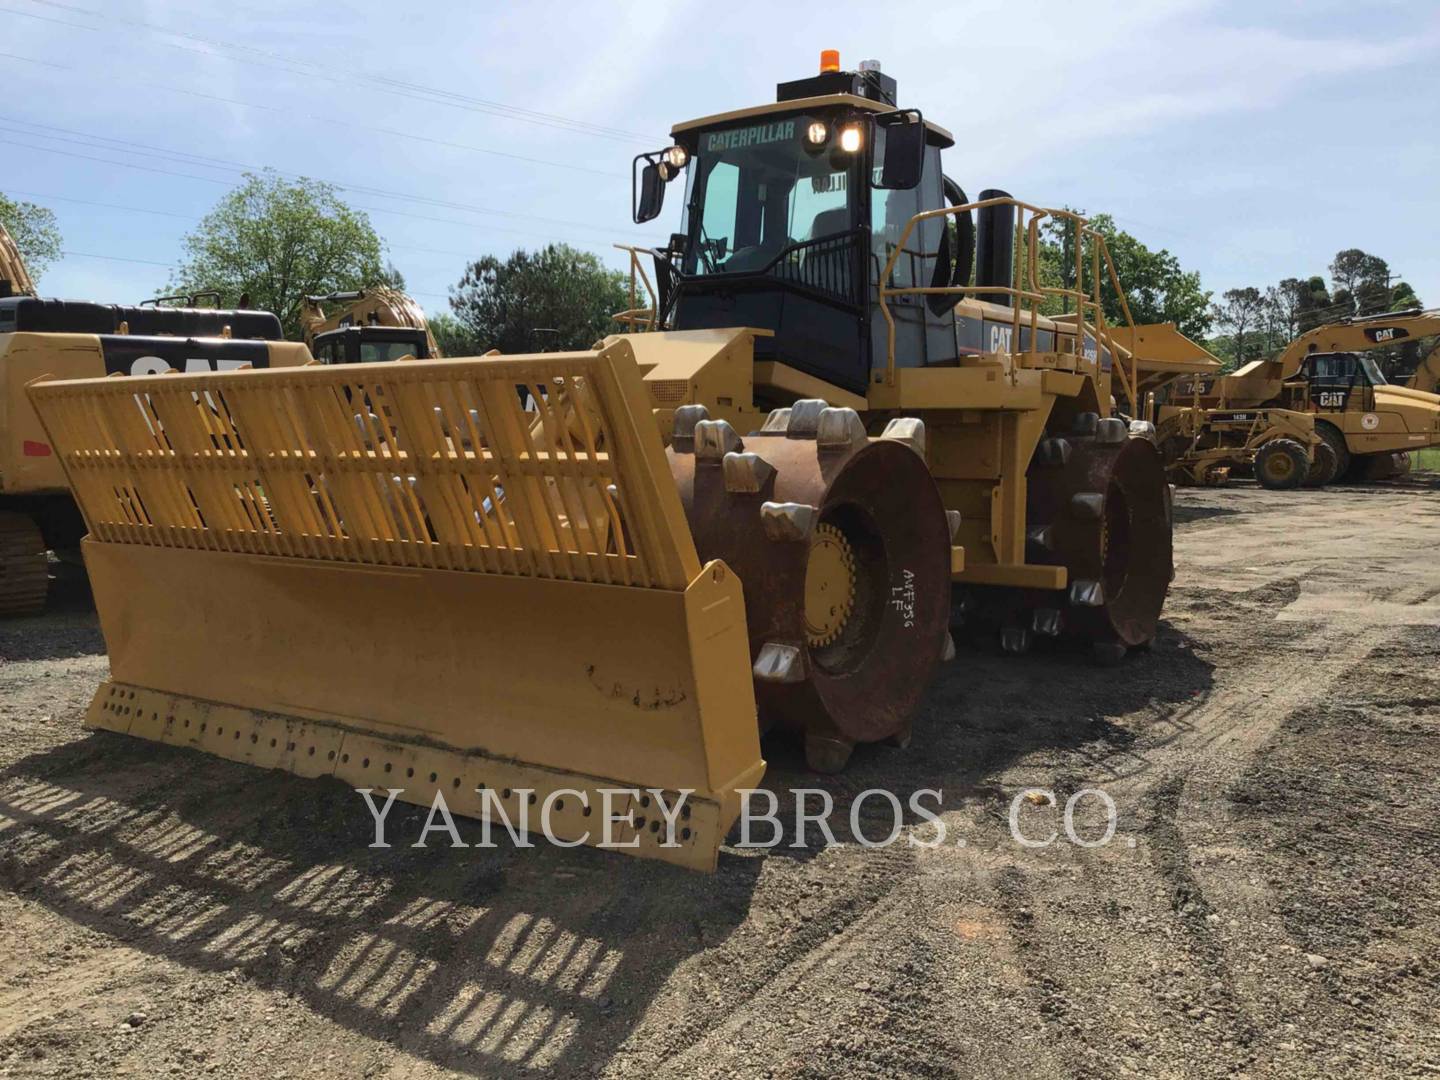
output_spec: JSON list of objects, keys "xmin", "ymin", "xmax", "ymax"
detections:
[
  {"xmin": 669, "ymin": 403, "xmax": 952, "ymax": 772},
  {"xmin": 1315, "ymin": 421, "xmax": 1350, "ymax": 480},
  {"xmin": 1021, "ymin": 426, "xmax": 1172, "ymax": 652},
  {"xmin": 1346, "ymin": 450, "xmax": 1411, "ymax": 483},
  {"xmin": 1302, "ymin": 440, "xmax": 1339, "ymax": 487},
  {"xmin": 0, "ymin": 512, "xmax": 49, "ymax": 617},
  {"xmin": 1254, "ymin": 438, "xmax": 1308, "ymax": 490}
]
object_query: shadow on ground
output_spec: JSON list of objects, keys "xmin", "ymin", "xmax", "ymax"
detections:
[{"xmin": 0, "ymin": 617, "xmax": 1216, "ymax": 1074}]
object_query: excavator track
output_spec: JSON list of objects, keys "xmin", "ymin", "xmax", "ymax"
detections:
[
  {"xmin": 0, "ymin": 512, "xmax": 48, "ymax": 617},
  {"xmin": 667, "ymin": 399, "xmax": 953, "ymax": 773}
]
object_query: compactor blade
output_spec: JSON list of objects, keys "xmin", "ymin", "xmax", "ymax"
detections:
[{"xmin": 28, "ymin": 340, "xmax": 763, "ymax": 871}]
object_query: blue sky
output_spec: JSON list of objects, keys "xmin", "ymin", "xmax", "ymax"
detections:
[{"xmin": 3, "ymin": 0, "xmax": 1438, "ymax": 320}]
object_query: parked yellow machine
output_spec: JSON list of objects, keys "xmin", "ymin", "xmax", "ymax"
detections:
[
  {"xmin": 27, "ymin": 56, "xmax": 1220, "ymax": 870},
  {"xmin": 1152, "ymin": 403, "xmax": 1325, "ymax": 489},
  {"xmin": 0, "ymin": 225, "xmax": 315, "ymax": 614},
  {"xmin": 300, "ymin": 286, "xmax": 441, "ymax": 364},
  {"xmin": 0, "ymin": 224, "xmax": 445, "ymax": 614},
  {"xmin": 1164, "ymin": 308, "xmax": 1440, "ymax": 482}
]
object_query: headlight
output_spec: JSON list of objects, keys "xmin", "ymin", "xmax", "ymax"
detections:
[
  {"xmin": 839, "ymin": 125, "xmax": 862, "ymax": 153},
  {"xmin": 806, "ymin": 121, "xmax": 829, "ymax": 145},
  {"xmin": 664, "ymin": 145, "xmax": 688, "ymax": 169}
]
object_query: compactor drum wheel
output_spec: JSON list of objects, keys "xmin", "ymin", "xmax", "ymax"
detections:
[
  {"xmin": 1302, "ymin": 440, "xmax": 1339, "ymax": 487},
  {"xmin": 667, "ymin": 400, "xmax": 953, "ymax": 773},
  {"xmin": 1254, "ymin": 438, "xmax": 1309, "ymax": 490},
  {"xmin": 0, "ymin": 513, "xmax": 48, "ymax": 617},
  {"xmin": 1024, "ymin": 415, "xmax": 1172, "ymax": 660}
]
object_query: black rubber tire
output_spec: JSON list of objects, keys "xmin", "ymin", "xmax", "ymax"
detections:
[
  {"xmin": 1315, "ymin": 422, "xmax": 1350, "ymax": 479},
  {"xmin": 1347, "ymin": 450, "xmax": 1411, "ymax": 483},
  {"xmin": 1255, "ymin": 438, "xmax": 1308, "ymax": 490},
  {"xmin": 1302, "ymin": 440, "xmax": 1339, "ymax": 487}
]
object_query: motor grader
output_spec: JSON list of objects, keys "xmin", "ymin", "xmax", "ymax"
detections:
[
  {"xmin": 1163, "ymin": 307, "xmax": 1440, "ymax": 483},
  {"xmin": 1153, "ymin": 403, "xmax": 1326, "ymax": 490},
  {"xmin": 26, "ymin": 55, "xmax": 1217, "ymax": 871}
]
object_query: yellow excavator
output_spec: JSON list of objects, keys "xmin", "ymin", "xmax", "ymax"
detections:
[
  {"xmin": 0, "ymin": 224, "xmax": 317, "ymax": 614},
  {"xmin": 1160, "ymin": 308, "xmax": 1440, "ymax": 482},
  {"xmin": 0, "ymin": 224, "xmax": 435, "ymax": 614},
  {"xmin": 27, "ymin": 54, "xmax": 1220, "ymax": 870}
]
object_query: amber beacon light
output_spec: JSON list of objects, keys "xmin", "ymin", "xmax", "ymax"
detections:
[{"xmin": 819, "ymin": 49, "xmax": 840, "ymax": 72}]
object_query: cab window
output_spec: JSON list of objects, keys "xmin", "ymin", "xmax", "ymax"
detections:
[
  {"xmin": 360, "ymin": 340, "xmax": 423, "ymax": 364},
  {"xmin": 683, "ymin": 114, "xmax": 856, "ymax": 276}
]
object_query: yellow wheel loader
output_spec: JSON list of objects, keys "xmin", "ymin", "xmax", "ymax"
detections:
[
  {"xmin": 26, "ymin": 55, "xmax": 1218, "ymax": 870},
  {"xmin": 1165, "ymin": 307, "xmax": 1440, "ymax": 483}
]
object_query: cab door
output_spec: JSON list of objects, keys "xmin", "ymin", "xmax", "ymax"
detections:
[{"xmin": 1307, "ymin": 354, "xmax": 1368, "ymax": 413}]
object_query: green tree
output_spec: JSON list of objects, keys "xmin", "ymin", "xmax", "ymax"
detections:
[
  {"xmin": 1038, "ymin": 212, "xmax": 1210, "ymax": 339},
  {"xmin": 1390, "ymin": 280, "xmax": 1421, "ymax": 311},
  {"xmin": 168, "ymin": 170, "xmax": 389, "ymax": 336},
  {"xmin": 1329, "ymin": 248, "xmax": 1391, "ymax": 315},
  {"xmin": 1209, "ymin": 286, "xmax": 1265, "ymax": 370},
  {"xmin": 0, "ymin": 191, "xmax": 62, "ymax": 284},
  {"xmin": 1294, "ymin": 275, "xmax": 1333, "ymax": 333},
  {"xmin": 427, "ymin": 311, "xmax": 479, "ymax": 357},
  {"xmin": 448, "ymin": 244, "xmax": 628, "ymax": 353}
]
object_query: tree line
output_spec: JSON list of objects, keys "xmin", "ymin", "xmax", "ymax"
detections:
[
  {"xmin": 3, "ymin": 173, "xmax": 1426, "ymax": 370},
  {"xmin": 1208, "ymin": 251, "xmax": 1423, "ymax": 372}
]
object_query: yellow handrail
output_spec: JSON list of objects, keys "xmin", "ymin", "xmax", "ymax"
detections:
[
  {"xmin": 877, "ymin": 198, "xmax": 1142, "ymax": 415},
  {"xmin": 612, "ymin": 244, "xmax": 659, "ymax": 332}
]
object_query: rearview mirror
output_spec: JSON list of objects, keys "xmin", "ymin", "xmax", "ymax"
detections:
[
  {"xmin": 875, "ymin": 110, "xmax": 925, "ymax": 191},
  {"xmin": 634, "ymin": 159, "xmax": 665, "ymax": 223}
]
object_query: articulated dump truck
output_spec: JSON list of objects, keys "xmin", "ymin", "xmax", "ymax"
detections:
[{"xmin": 26, "ymin": 56, "xmax": 1219, "ymax": 871}]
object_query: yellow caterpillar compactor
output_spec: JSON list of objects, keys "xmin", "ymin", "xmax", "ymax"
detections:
[{"xmin": 26, "ymin": 56, "xmax": 1219, "ymax": 870}]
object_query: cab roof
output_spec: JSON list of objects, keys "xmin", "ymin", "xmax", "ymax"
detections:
[{"xmin": 671, "ymin": 94, "xmax": 955, "ymax": 149}]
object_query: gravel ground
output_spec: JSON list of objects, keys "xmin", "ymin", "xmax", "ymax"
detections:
[{"xmin": 0, "ymin": 479, "xmax": 1437, "ymax": 1078}]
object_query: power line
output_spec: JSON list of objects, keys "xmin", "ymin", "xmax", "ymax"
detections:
[
  {"xmin": 8, "ymin": 0, "xmax": 653, "ymax": 144},
  {"xmin": 0, "ymin": 51, "xmax": 627, "ymax": 179},
  {"xmin": 0, "ymin": 123, "xmax": 651, "ymax": 239},
  {"xmin": 62, "ymin": 249, "xmax": 172, "ymax": 267},
  {"xmin": 1, "ymin": 188, "xmax": 195, "ymax": 220},
  {"xmin": 3, "ymin": 186, "xmax": 620, "ymax": 259}
]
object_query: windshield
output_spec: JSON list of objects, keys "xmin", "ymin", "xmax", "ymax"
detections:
[
  {"xmin": 681, "ymin": 114, "xmax": 855, "ymax": 276},
  {"xmin": 360, "ymin": 338, "xmax": 424, "ymax": 363},
  {"xmin": 1360, "ymin": 355, "xmax": 1387, "ymax": 385}
]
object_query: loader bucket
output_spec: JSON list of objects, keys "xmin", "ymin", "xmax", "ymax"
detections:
[{"xmin": 27, "ymin": 340, "xmax": 763, "ymax": 871}]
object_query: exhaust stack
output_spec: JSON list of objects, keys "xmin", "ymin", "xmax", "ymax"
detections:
[{"xmin": 974, "ymin": 189, "xmax": 1015, "ymax": 307}]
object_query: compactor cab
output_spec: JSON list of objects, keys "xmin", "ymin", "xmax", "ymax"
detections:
[{"xmin": 635, "ymin": 61, "xmax": 1003, "ymax": 396}]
